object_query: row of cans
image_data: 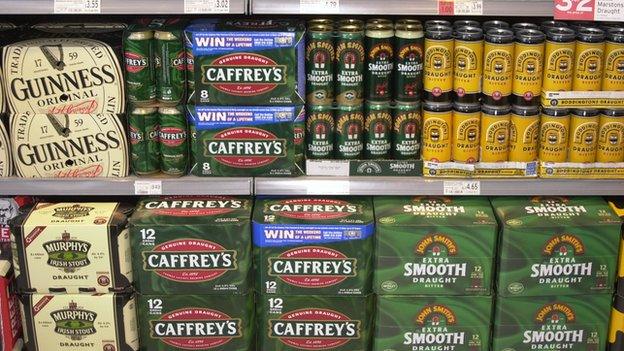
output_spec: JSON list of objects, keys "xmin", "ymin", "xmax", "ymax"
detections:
[
  {"xmin": 306, "ymin": 102, "xmax": 421, "ymax": 160},
  {"xmin": 128, "ymin": 106, "xmax": 189, "ymax": 176},
  {"xmin": 422, "ymin": 19, "xmax": 624, "ymax": 106},
  {"xmin": 421, "ymin": 101, "xmax": 624, "ymax": 163},
  {"xmin": 306, "ymin": 18, "xmax": 424, "ymax": 105}
]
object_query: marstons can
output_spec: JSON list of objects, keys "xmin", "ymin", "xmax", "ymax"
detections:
[
  {"xmin": 603, "ymin": 28, "xmax": 624, "ymax": 91},
  {"xmin": 335, "ymin": 104, "xmax": 365, "ymax": 159},
  {"xmin": 573, "ymin": 27, "xmax": 606, "ymax": 91},
  {"xmin": 480, "ymin": 104, "xmax": 511, "ymax": 162},
  {"xmin": 393, "ymin": 101, "xmax": 421, "ymax": 160},
  {"xmin": 394, "ymin": 19, "xmax": 424, "ymax": 102},
  {"xmin": 123, "ymin": 30, "xmax": 156, "ymax": 106},
  {"xmin": 129, "ymin": 107, "xmax": 160, "ymax": 175},
  {"xmin": 539, "ymin": 107, "xmax": 570, "ymax": 162},
  {"xmin": 597, "ymin": 109, "xmax": 624, "ymax": 162},
  {"xmin": 366, "ymin": 23, "xmax": 394, "ymax": 101},
  {"xmin": 509, "ymin": 105, "xmax": 540, "ymax": 162},
  {"xmin": 424, "ymin": 25, "xmax": 454, "ymax": 102},
  {"xmin": 365, "ymin": 101, "xmax": 393, "ymax": 159},
  {"xmin": 422, "ymin": 101, "xmax": 452, "ymax": 162},
  {"xmin": 542, "ymin": 27, "xmax": 576, "ymax": 92},
  {"xmin": 568, "ymin": 108, "xmax": 599, "ymax": 163},
  {"xmin": 454, "ymin": 26, "xmax": 484, "ymax": 104},
  {"xmin": 513, "ymin": 29, "xmax": 545, "ymax": 106},
  {"xmin": 154, "ymin": 30, "xmax": 186, "ymax": 105},
  {"xmin": 306, "ymin": 104, "xmax": 335, "ymax": 159},
  {"xmin": 336, "ymin": 22, "xmax": 365, "ymax": 105},
  {"xmin": 306, "ymin": 23, "xmax": 335, "ymax": 105},
  {"xmin": 158, "ymin": 106, "xmax": 188, "ymax": 176},
  {"xmin": 452, "ymin": 102, "xmax": 481, "ymax": 163},
  {"xmin": 483, "ymin": 28, "xmax": 515, "ymax": 106}
]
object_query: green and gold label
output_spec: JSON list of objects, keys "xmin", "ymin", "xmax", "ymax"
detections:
[
  {"xmin": 306, "ymin": 36, "xmax": 335, "ymax": 105},
  {"xmin": 573, "ymin": 42, "xmax": 604, "ymax": 91},
  {"xmin": 513, "ymin": 42, "xmax": 544, "ymax": 101},
  {"xmin": 306, "ymin": 111, "xmax": 335, "ymax": 159},
  {"xmin": 424, "ymin": 38, "xmax": 454, "ymax": 96},
  {"xmin": 366, "ymin": 38, "xmax": 394, "ymax": 101},
  {"xmin": 336, "ymin": 37, "xmax": 365, "ymax": 105},
  {"xmin": 483, "ymin": 42, "xmax": 513, "ymax": 100},
  {"xmin": 336, "ymin": 111, "xmax": 364, "ymax": 159},
  {"xmin": 365, "ymin": 110, "xmax": 392, "ymax": 159},
  {"xmin": 393, "ymin": 107, "xmax": 421, "ymax": 159},
  {"xmin": 543, "ymin": 41, "xmax": 574, "ymax": 91}
]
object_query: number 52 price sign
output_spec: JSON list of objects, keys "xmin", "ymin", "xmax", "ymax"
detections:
[{"xmin": 554, "ymin": 0, "xmax": 624, "ymax": 21}]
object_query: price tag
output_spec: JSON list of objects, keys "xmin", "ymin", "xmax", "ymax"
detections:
[
  {"xmin": 594, "ymin": 0, "xmax": 624, "ymax": 20},
  {"xmin": 185, "ymin": 0, "xmax": 230, "ymax": 13},
  {"xmin": 300, "ymin": 0, "xmax": 340, "ymax": 13},
  {"xmin": 438, "ymin": 0, "xmax": 455, "ymax": 15},
  {"xmin": 54, "ymin": 0, "xmax": 101, "ymax": 13},
  {"xmin": 134, "ymin": 180, "xmax": 162, "ymax": 195},
  {"xmin": 443, "ymin": 180, "xmax": 481, "ymax": 195},
  {"xmin": 554, "ymin": 0, "xmax": 596, "ymax": 20},
  {"xmin": 454, "ymin": 0, "xmax": 483, "ymax": 15}
]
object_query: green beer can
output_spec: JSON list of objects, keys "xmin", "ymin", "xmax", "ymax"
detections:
[
  {"xmin": 123, "ymin": 30, "xmax": 156, "ymax": 106},
  {"xmin": 129, "ymin": 107, "xmax": 160, "ymax": 175},
  {"xmin": 306, "ymin": 104, "xmax": 335, "ymax": 159},
  {"xmin": 394, "ymin": 19, "xmax": 425, "ymax": 102},
  {"xmin": 366, "ymin": 23, "xmax": 394, "ymax": 101},
  {"xmin": 158, "ymin": 106, "xmax": 188, "ymax": 176},
  {"xmin": 393, "ymin": 101, "xmax": 422, "ymax": 159},
  {"xmin": 336, "ymin": 21, "xmax": 365, "ymax": 105},
  {"xmin": 365, "ymin": 101, "xmax": 393, "ymax": 159},
  {"xmin": 306, "ymin": 23, "xmax": 335, "ymax": 105},
  {"xmin": 336, "ymin": 104, "xmax": 364, "ymax": 159},
  {"xmin": 155, "ymin": 30, "xmax": 186, "ymax": 105}
]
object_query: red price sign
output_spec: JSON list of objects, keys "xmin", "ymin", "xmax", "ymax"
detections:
[
  {"xmin": 438, "ymin": 0, "xmax": 454, "ymax": 15},
  {"xmin": 554, "ymin": 0, "xmax": 595, "ymax": 20}
]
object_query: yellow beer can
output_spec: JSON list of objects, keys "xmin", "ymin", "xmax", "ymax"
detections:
[
  {"xmin": 452, "ymin": 102, "xmax": 481, "ymax": 163},
  {"xmin": 424, "ymin": 25, "xmax": 454, "ymax": 102},
  {"xmin": 422, "ymin": 101, "xmax": 453, "ymax": 162},
  {"xmin": 482, "ymin": 28, "xmax": 515, "ymax": 106},
  {"xmin": 540, "ymin": 20, "xmax": 568, "ymax": 33},
  {"xmin": 597, "ymin": 109, "xmax": 624, "ymax": 162},
  {"xmin": 509, "ymin": 105, "xmax": 540, "ymax": 162},
  {"xmin": 453, "ymin": 20, "xmax": 480, "ymax": 30},
  {"xmin": 512, "ymin": 29, "xmax": 545, "ymax": 106},
  {"xmin": 573, "ymin": 27, "xmax": 606, "ymax": 91},
  {"xmin": 568, "ymin": 108, "xmax": 599, "ymax": 163},
  {"xmin": 480, "ymin": 104, "xmax": 511, "ymax": 162},
  {"xmin": 542, "ymin": 27, "xmax": 576, "ymax": 92},
  {"xmin": 608, "ymin": 294, "xmax": 624, "ymax": 351},
  {"xmin": 453, "ymin": 26, "xmax": 483, "ymax": 104},
  {"xmin": 603, "ymin": 28, "xmax": 624, "ymax": 91},
  {"xmin": 482, "ymin": 20, "xmax": 509, "ymax": 32},
  {"xmin": 539, "ymin": 107, "xmax": 570, "ymax": 163}
]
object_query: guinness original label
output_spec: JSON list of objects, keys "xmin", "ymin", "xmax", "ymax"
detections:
[
  {"xmin": 10, "ymin": 113, "xmax": 128, "ymax": 178},
  {"xmin": 0, "ymin": 67, "xmax": 5, "ymax": 114},
  {"xmin": 2, "ymin": 38, "xmax": 124, "ymax": 114}
]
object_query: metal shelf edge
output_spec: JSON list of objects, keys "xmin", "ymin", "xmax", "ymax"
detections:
[{"xmin": 0, "ymin": 0, "xmax": 247, "ymax": 14}]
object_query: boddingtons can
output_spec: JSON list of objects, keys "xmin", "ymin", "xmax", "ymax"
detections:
[
  {"xmin": 365, "ymin": 101, "xmax": 393, "ymax": 159},
  {"xmin": 425, "ymin": 20, "xmax": 451, "ymax": 29},
  {"xmin": 394, "ymin": 19, "xmax": 425, "ymax": 102},
  {"xmin": 540, "ymin": 20, "xmax": 568, "ymax": 33},
  {"xmin": 422, "ymin": 101, "xmax": 453, "ymax": 162},
  {"xmin": 335, "ymin": 104, "xmax": 365, "ymax": 159},
  {"xmin": 608, "ymin": 294, "xmax": 624, "ymax": 351},
  {"xmin": 393, "ymin": 101, "xmax": 421, "ymax": 160},
  {"xmin": 480, "ymin": 104, "xmax": 511, "ymax": 162},
  {"xmin": 306, "ymin": 24, "xmax": 336, "ymax": 105},
  {"xmin": 539, "ymin": 107, "xmax": 570, "ymax": 162},
  {"xmin": 512, "ymin": 23, "xmax": 540, "ymax": 33},
  {"xmin": 366, "ymin": 23, "xmax": 395, "ymax": 102},
  {"xmin": 306, "ymin": 104, "xmax": 335, "ymax": 159},
  {"xmin": 603, "ymin": 28, "xmax": 624, "ymax": 91},
  {"xmin": 336, "ymin": 22, "xmax": 365, "ymax": 105},
  {"xmin": 568, "ymin": 108, "xmax": 600, "ymax": 163},
  {"xmin": 452, "ymin": 102, "xmax": 481, "ymax": 163},
  {"xmin": 542, "ymin": 27, "xmax": 576, "ymax": 92},
  {"xmin": 513, "ymin": 29, "xmax": 546, "ymax": 106},
  {"xmin": 573, "ymin": 27, "xmax": 606, "ymax": 91},
  {"xmin": 483, "ymin": 28, "xmax": 515, "ymax": 106},
  {"xmin": 509, "ymin": 105, "xmax": 540, "ymax": 162},
  {"xmin": 483, "ymin": 20, "xmax": 510, "ymax": 32},
  {"xmin": 454, "ymin": 26, "xmax": 484, "ymax": 104},
  {"xmin": 424, "ymin": 25, "xmax": 454, "ymax": 102},
  {"xmin": 597, "ymin": 109, "xmax": 624, "ymax": 163},
  {"xmin": 453, "ymin": 20, "xmax": 480, "ymax": 30}
]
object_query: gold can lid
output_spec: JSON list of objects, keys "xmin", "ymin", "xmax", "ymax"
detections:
[
  {"xmin": 154, "ymin": 30, "xmax": 178, "ymax": 40},
  {"xmin": 131, "ymin": 107, "xmax": 158, "ymax": 115},
  {"xmin": 339, "ymin": 19, "xmax": 364, "ymax": 28},
  {"xmin": 366, "ymin": 18, "xmax": 393, "ymax": 26},
  {"xmin": 158, "ymin": 106, "xmax": 183, "ymax": 115},
  {"xmin": 309, "ymin": 24, "xmax": 334, "ymax": 33},
  {"xmin": 308, "ymin": 18, "xmax": 335, "ymax": 26},
  {"xmin": 365, "ymin": 23, "xmax": 394, "ymax": 32},
  {"xmin": 127, "ymin": 30, "xmax": 153, "ymax": 40},
  {"xmin": 339, "ymin": 24, "xmax": 364, "ymax": 33},
  {"xmin": 395, "ymin": 19, "xmax": 423, "ymax": 32}
]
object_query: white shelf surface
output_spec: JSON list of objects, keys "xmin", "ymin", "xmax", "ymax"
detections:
[
  {"xmin": 0, "ymin": 0, "xmax": 247, "ymax": 14},
  {"xmin": 255, "ymin": 177, "xmax": 624, "ymax": 196}
]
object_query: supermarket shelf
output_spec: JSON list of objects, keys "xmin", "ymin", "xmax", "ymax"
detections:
[
  {"xmin": 0, "ymin": 0, "xmax": 246, "ymax": 14},
  {"xmin": 254, "ymin": 177, "xmax": 624, "ymax": 196},
  {"xmin": 0, "ymin": 176, "xmax": 253, "ymax": 196},
  {"xmin": 251, "ymin": 0, "xmax": 553, "ymax": 16}
]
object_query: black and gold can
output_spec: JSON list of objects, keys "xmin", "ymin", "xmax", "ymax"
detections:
[
  {"xmin": 480, "ymin": 104, "xmax": 512, "ymax": 162},
  {"xmin": 512, "ymin": 22, "xmax": 540, "ymax": 33},
  {"xmin": 568, "ymin": 108, "xmax": 600, "ymax": 163},
  {"xmin": 452, "ymin": 102, "xmax": 481, "ymax": 163},
  {"xmin": 483, "ymin": 20, "xmax": 510, "ymax": 32},
  {"xmin": 483, "ymin": 28, "xmax": 515, "ymax": 106},
  {"xmin": 422, "ymin": 101, "xmax": 453, "ymax": 162},
  {"xmin": 453, "ymin": 20, "xmax": 481, "ymax": 30},
  {"xmin": 539, "ymin": 107, "xmax": 570, "ymax": 163},
  {"xmin": 540, "ymin": 20, "xmax": 568, "ymax": 33},
  {"xmin": 509, "ymin": 105, "xmax": 540, "ymax": 162},
  {"xmin": 424, "ymin": 25, "xmax": 454, "ymax": 102},
  {"xmin": 425, "ymin": 20, "xmax": 451, "ymax": 29},
  {"xmin": 603, "ymin": 28, "xmax": 624, "ymax": 91},
  {"xmin": 542, "ymin": 27, "xmax": 576, "ymax": 92},
  {"xmin": 597, "ymin": 109, "xmax": 624, "ymax": 163},
  {"xmin": 453, "ymin": 26, "xmax": 484, "ymax": 104},
  {"xmin": 513, "ymin": 29, "xmax": 546, "ymax": 106},
  {"xmin": 573, "ymin": 27, "xmax": 606, "ymax": 91}
]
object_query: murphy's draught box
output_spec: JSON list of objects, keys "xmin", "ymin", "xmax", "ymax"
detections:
[
  {"xmin": 257, "ymin": 294, "xmax": 373, "ymax": 351},
  {"xmin": 185, "ymin": 19, "xmax": 305, "ymax": 105},
  {"xmin": 129, "ymin": 196, "xmax": 252, "ymax": 294},
  {"xmin": 253, "ymin": 197, "xmax": 374, "ymax": 295},
  {"xmin": 137, "ymin": 293, "xmax": 254, "ymax": 351},
  {"xmin": 11, "ymin": 202, "xmax": 133, "ymax": 293},
  {"xmin": 374, "ymin": 295, "xmax": 493, "ymax": 351},
  {"xmin": 374, "ymin": 196, "xmax": 497, "ymax": 295},
  {"xmin": 492, "ymin": 196, "xmax": 622, "ymax": 297},
  {"xmin": 492, "ymin": 294, "xmax": 612, "ymax": 351},
  {"xmin": 20, "ymin": 292, "xmax": 139, "ymax": 351},
  {"xmin": 188, "ymin": 105, "xmax": 304, "ymax": 177}
]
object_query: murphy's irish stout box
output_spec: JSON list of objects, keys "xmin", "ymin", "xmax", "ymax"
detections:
[
  {"xmin": 253, "ymin": 197, "xmax": 374, "ymax": 295},
  {"xmin": 492, "ymin": 196, "xmax": 621, "ymax": 297},
  {"xmin": 374, "ymin": 196, "xmax": 497, "ymax": 295},
  {"xmin": 185, "ymin": 19, "xmax": 305, "ymax": 106},
  {"xmin": 374, "ymin": 295, "xmax": 493, "ymax": 351},
  {"xmin": 129, "ymin": 196, "xmax": 252, "ymax": 294}
]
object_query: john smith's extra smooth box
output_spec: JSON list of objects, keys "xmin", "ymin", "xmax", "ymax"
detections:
[
  {"xmin": 186, "ymin": 19, "xmax": 305, "ymax": 105},
  {"xmin": 257, "ymin": 294, "xmax": 373, "ymax": 351},
  {"xmin": 492, "ymin": 196, "xmax": 621, "ymax": 297},
  {"xmin": 129, "ymin": 196, "xmax": 252, "ymax": 294},
  {"xmin": 374, "ymin": 295, "xmax": 493, "ymax": 351},
  {"xmin": 20, "ymin": 292, "xmax": 138, "ymax": 351},
  {"xmin": 493, "ymin": 294, "xmax": 612, "ymax": 351},
  {"xmin": 188, "ymin": 105, "xmax": 304, "ymax": 177},
  {"xmin": 374, "ymin": 196, "xmax": 497, "ymax": 295},
  {"xmin": 137, "ymin": 293, "xmax": 254, "ymax": 351},
  {"xmin": 11, "ymin": 202, "xmax": 133, "ymax": 293},
  {"xmin": 253, "ymin": 197, "xmax": 374, "ymax": 295}
]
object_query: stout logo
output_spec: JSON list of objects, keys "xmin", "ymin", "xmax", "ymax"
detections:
[
  {"xmin": 415, "ymin": 304, "xmax": 457, "ymax": 325},
  {"xmin": 143, "ymin": 196, "xmax": 245, "ymax": 217},
  {"xmin": 414, "ymin": 234, "xmax": 458, "ymax": 256},
  {"xmin": 268, "ymin": 246, "xmax": 357, "ymax": 288},
  {"xmin": 171, "ymin": 50, "xmax": 186, "ymax": 71},
  {"xmin": 203, "ymin": 127, "xmax": 286, "ymax": 168},
  {"xmin": 269, "ymin": 308, "xmax": 360, "ymax": 349},
  {"xmin": 530, "ymin": 234, "xmax": 593, "ymax": 283},
  {"xmin": 44, "ymin": 231, "xmax": 91, "ymax": 272},
  {"xmin": 143, "ymin": 239, "xmax": 237, "ymax": 283},
  {"xmin": 268, "ymin": 198, "xmax": 360, "ymax": 220},
  {"xmin": 50, "ymin": 301, "xmax": 97, "ymax": 340},
  {"xmin": 125, "ymin": 51, "xmax": 149, "ymax": 73},
  {"xmin": 404, "ymin": 305, "xmax": 466, "ymax": 347},
  {"xmin": 151, "ymin": 308, "xmax": 242, "ymax": 349},
  {"xmin": 159, "ymin": 127, "xmax": 187, "ymax": 147},
  {"xmin": 129, "ymin": 125, "xmax": 143, "ymax": 145},
  {"xmin": 523, "ymin": 303, "xmax": 583, "ymax": 346},
  {"xmin": 405, "ymin": 234, "xmax": 468, "ymax": 279},
  {"xmin": 201, "ymin": 53, "xmax": 286, "ymax": 96},
  {"xmin": 52, "ymin": 204, "xmax": 95, "ymax": 219},
  {"xmin": 542, "ymin": 234, "xmax": 585, "ymax": 256}
]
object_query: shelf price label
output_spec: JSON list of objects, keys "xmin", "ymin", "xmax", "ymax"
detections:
[
  {"xmin": 185, "ymin": 0, "xmax": 230, "ymax": 13},
  {"xmin": 54, "ymin": 0, "xmax": 101, "ymax": 13},
  {"xmin": 134, "ymin": 180, "xmax": 162, "ymax": 195},
  {"xmin": 443, "ymin": 180, "xmax": 481, "ymax": 195},
  {"xmin": 438, "ymin": 0, "xmax": 483, "ymax": 15},
  {"xmin": 554, "ymin": 0, "xmax": 623, "ymax": 20},
  {"xmin": 300, "ymin": 0, "xmax": 340, "ymax": 13}
]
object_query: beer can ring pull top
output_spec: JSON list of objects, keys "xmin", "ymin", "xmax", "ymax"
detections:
[
  {"xmin": 546, "ymin": 27, "xmax": 576, "ymax": 42},
  {"xmin": 456, "ymin": 26, "xmax": 484, "ymax": 40},
  {"xmin": 577, "ymin": 27, "xmax": 606, "ymax": 42},
  {"xmin": 485, "ymin": 28, "xmax": 514, "ymax": 43},
  {"xmin": 607, "ymin": 27, "xmax": 624, "ymax": 42}
]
